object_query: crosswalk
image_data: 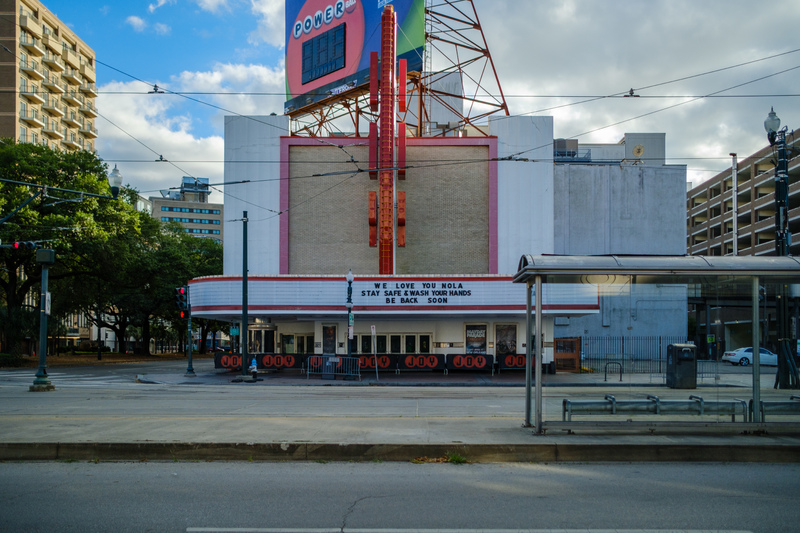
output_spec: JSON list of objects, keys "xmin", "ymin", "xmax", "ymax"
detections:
[{"xmin": 0, "ymin": 369, "xmax": 136, "ymax": 388}]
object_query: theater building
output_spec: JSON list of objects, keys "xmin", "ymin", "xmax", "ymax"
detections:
[
  {"xmin": 189, "ymin": 115, "xmax": 687, "ymax": 373},
  {"xmin": 189, "ymin": 0, "xmax": 686, "ymax": 374}
]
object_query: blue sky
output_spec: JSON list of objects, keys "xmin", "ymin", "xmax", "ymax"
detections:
[{"xmin": 37, "ymin": 1, "xmax": 800, "ymax": 198}]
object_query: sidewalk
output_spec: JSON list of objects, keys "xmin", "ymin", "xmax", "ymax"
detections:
[{"xmin": 1, "ymin": 361, "xmax": 799, "ymax": 463}]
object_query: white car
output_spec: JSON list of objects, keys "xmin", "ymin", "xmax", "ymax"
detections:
[{"xmin": 720, "ymin": 347, "xmax": 778, "ymax": 366}]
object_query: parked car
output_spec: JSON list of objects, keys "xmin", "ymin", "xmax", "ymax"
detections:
[{"xmin": 720, "ymin": 347, "xmax": 778, "ymax": 366}]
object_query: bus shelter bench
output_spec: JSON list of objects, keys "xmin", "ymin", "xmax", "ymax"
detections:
[
  {"xmin": 562, "ymin": 394, "xmax": 748, "ymax": 422},
  {"xmin": 753, "ymin": 395, "xmax": 800, "ymax": 422}
]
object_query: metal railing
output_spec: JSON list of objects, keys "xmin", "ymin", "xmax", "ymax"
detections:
[
  {"xmin": 306, "ymin": 355, "xmax": 361, "ymax": 380},
  {"xmin": 581, "ymin": 336, "xmax": 689, "ymax": 374}
]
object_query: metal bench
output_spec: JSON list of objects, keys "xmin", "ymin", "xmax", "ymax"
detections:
[
  {"xmin": 562, "ymin": 394, "xmax": 748, "ymax": 422},
  {"xmin": 753, "ymin": 395, "xmax": 800, "ymax": 422}
]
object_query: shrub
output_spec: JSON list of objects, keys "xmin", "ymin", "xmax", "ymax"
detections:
[{"xmin": 0, "ymin": 353, "xmax": 27, "ymax": 368}]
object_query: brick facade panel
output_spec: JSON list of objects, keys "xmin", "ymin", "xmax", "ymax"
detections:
[{"xmin": 289, "ymin": 144, "xmax": 489, "ymax": 275}]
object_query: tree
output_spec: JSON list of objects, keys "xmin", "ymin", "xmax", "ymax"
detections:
[{"xmin": 0, "ymin": 140, "xmax": 140, "ymax": 355}]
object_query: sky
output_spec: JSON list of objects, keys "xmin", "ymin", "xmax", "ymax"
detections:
[{"xmin": 42, "ymin": 0, "xmax": 800, "ymax": 200}]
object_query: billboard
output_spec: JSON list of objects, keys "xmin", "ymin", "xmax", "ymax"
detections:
[{"xmin": 284, "ymin": 0, "xmax": 425, "ymax": 113}]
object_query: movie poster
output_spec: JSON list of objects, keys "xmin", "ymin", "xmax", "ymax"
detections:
[
  {"xmin": 465, "ymin": 324, "xmax": 486, "ymax": 354},
  {"xmin": 495, "ymin": 324, "xmax": 517, "ymax": 356}
]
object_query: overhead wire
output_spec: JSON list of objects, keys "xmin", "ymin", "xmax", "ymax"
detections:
[{"xmin": 4, "ymin": 9, "xmax": 799, "ymax": 212}]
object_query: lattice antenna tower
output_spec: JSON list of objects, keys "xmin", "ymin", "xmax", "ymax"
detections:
[{"xmin": 287, "ymin": 0, "xmax": 508, "ymax": 138}]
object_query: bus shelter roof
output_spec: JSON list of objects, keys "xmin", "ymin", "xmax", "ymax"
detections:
[{"xmin": 513, "ymin": 254, "xmax": 800, "ymax": 285}]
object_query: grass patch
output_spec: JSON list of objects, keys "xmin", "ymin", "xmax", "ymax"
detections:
[{"xmin": 412, "ymin": 451, "xmax": 470, "ymax": 465}]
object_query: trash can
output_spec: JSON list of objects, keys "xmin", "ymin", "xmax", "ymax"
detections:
[{"xmin": 666, "ymin": 343, "xmax": 697, "ymax": 389}]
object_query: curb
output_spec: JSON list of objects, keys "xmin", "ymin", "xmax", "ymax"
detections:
[{"xmin": 2, "ymin": 442, "xmax": 799, "ymax": 463}]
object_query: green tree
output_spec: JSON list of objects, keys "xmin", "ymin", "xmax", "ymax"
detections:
[{"xmin": 0, "ymin": 140, "xmax": 140, "ymax": 355}]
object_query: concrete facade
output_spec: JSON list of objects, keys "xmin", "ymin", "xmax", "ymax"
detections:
[
  {"xmin": 551, "ymin": 134, "xmax": 688, "ymax": 339},
  {"xmin": 687, "ymin": 135, "xmax": 800, "ymax": 257}
]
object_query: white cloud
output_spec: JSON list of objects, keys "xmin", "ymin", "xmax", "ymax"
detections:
[
  {"xmin": 173, "ymin": 62, "xmax": 286, "ymax": 128},
  {"xmin": 148, "ymin": 0, "xmax": 174, "ymax": 14},
  {"xmin": 153, "ymin": 23, "xmax": 171, "ymax": 35},
  {"xmin": 248, "ymin": 0, "xmax": 285, "ymax": 48},
  {"xmin": 125, "ymin": 16, "xmax": 147, "ymax": 32},
  {"xmin": 196, "ymin": 0, "xmax": 230, "ymax": 13},
  {"xmin": 94, "ymin": 61, "xmax": 286, "ymax": 196},
  {"xmin": 95, "ymin": 80, "xmax": 224, "ymax": 196},
  {"xmin": 478, "ymin": 0, "xmax": 800, "ymax": 184}
]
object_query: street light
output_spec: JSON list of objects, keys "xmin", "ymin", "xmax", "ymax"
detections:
[
  {"xmin": 108, "ymin": 165, "xmax": 123, "ymax": 200},
  {"xmin": 763, "ymin": 107, "xmax": 799, "ymax": 390},
  {"xmin": 346, "ymin": 269, "xmax": 354, "ymax": 358}
]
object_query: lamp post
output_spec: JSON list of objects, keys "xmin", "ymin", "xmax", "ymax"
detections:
[
  {"xmin": 30, "ymin": 248, "xmax": 55, "ymax": 391},
  {"xmin": 96, "ymin": 166, "xmax": 123, "ymax": 362},
  {"xmin": 764, "ymin": 108, "xmax": 799, "ymax": 389},
  {"xmin": 346, "ymin": 269, "xmax": 354, "ymax": 358}
]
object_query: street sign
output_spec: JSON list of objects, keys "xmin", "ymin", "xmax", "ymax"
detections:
[{"xmin": 230, "ymin": 327, "xmax": 239, "ymax": 336}]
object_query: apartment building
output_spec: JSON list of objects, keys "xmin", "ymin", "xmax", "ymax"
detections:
[
  {"xmin": 687, "ymin": 134, "xmax": 800, "ymax": 257},
  {"xmin": 150, "ymin": 177, "xmax": 224, "ymax": 243},
  {"xmin": 0, "ymin": 0, "xmax": 97, "ymax": 151}
]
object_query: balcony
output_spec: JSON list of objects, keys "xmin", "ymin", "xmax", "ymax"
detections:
[
  {"xmin": 42, "ymin": 124, "xmax": 64, "ymax": 140},
  {"xmin": 80, "ymin": 63, "xmax": 95, "ymax": 83},
  {"xmin": 19, "ymin": 16, "xmax": 41, "ymax": 38},
  {"xmin": 63, "ymin": 48, "xmax": 80, "ymax": 70},
  {"xmin": 20, "ymin": 60, "xmax": 44, "ymax": 81},
  {"xmin": 63, "ymin": 91, "xmax": 82, "ymax": 107},
  {"xmin": 80, "ymin": 123, "xmax": 97, "ymax": 138},
  {"xmin": 42, "ymin": 97, "xmax": 64, "ymax": 117},
  {"xmin": 41, "ymin": 33, "xmax": 61, "ymax": 54},
  {"xmin": 80, "ymin": 83, "xmax": 98, "ymax": 97},
  {"xmin": 79, "ymin": 101, "xmax": 97, "ymax": 118},
  {"xmin": 62, "ymin": 112, "xmax": 80, "ymax": 128},
  {"xmin": 20, "ymin": 109, "xmax": 44, "ymax": 129},
  {"xmin": 20, "ymin": 35, "xmax": 44, "ymax": 57},
  {"xmin": 63, "ymin": 68, "xmax": 82, "ymax": 85},
  {"xmin": 62, "ymin": 133, "xmax": 80, "ymax": 150},
  {"xmin": 41, "ymin": 74, "xmax": 65, "ymax": 94},
  {"xmin": 42, "ymin": 52, "xmax": 64, "ymax": 72},
  {"xmin": 21, "ymin": 85, "xmax": 45, "ymax": 105}
]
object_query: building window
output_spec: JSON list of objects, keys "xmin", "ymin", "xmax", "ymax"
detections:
[
  {"xmin": 419, "ymin": 335, "xmax": 431, "ymax": 354},
  {"xmin": 376, "ymin": 335, "xmax": 387, "ymax": 354},
  {"xmin": 361, "ymin": 335, "xmax": 372, "ymax": 354},
  {"xmin": 405, "ymin": 335, "xmax": 416, "ymax": 354}
]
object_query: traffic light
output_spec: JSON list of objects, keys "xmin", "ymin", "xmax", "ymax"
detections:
[
  {"xmin": 13, "ymin": 241, "xmax": 36, "ymax": 249},
  {"xmin": 174, "ymin": 286, "xmax": 188, "ymax": 316}
]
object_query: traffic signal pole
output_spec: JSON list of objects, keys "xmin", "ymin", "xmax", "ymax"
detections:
[{"xmin": 185, "ymin": 286, "xmax": 195, "ymax": 377}]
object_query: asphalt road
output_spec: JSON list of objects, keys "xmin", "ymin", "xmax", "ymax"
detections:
[{"xmin": 0, "ymin": 461, "xmax": 796, "ymax": 532}]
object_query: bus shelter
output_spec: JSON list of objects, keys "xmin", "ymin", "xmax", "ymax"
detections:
[{"xmin": 513, "ymin": 254, "xmax": 800, "ymax": 434}]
